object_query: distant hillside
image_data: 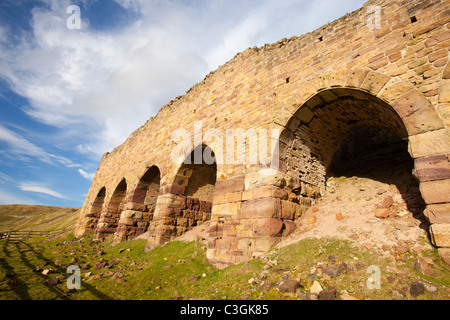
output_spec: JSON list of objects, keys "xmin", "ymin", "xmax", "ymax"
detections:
[{"xmin": 0, "ymin": 204, "xmax": 80, "ymax": 232}]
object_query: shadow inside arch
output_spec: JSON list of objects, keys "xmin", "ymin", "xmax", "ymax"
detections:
[{"xmin": 328, "ymin": 126, "xmax": 429, "ymax": 232}]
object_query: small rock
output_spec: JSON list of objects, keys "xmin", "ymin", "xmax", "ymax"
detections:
[
  {"xmin": 297, "ymin": 290, "xmax": 318, "ymax": 300},
  {"xmin": 248, "ymin": 277, "xmax": 257, "ymax": 284},
  {"xmin": 310, "ymin": 280, "xmax": 323, "ymax": 295},
  {"xmin": 323, "ymin": 266, "xmax": 343, "ymax": 278},
  {"xmin": 374, "ymin": 207, "xmax": 390, "ymax": 219},
  {"xmin": 95, "ymin": 260, "xmax": 107, "ymax": 270},
  {"xmin": 42, "ymin": 269, "xmax": 50, "ymax": 276},
  {"xmin": 391, "ymin": 290, "xmax": 404, "ymax": 300},
  {"xmin": 410, "ymin": 281, "xmax": 425, "ymax": 297},
  {"xmin": 54, "ymin": 260, "xmax": 62, "ymax": 266},
  {"xmin": 190, "ymin": 274, "xmax": 200, "ymax": 281},
  {"xmin": 155, "ymin": 286, "xmax": 161, "ymax": 290},
  {"xmin": 279, "ymin": 280, "xmax": 300, "ymax": 293},
  {"xmin": 46, "ymin": 278, "xmax": 59, "ymax": 286},
  {"xmin": 414, "ymin": 257, "xmax": 435, "ymax": 276},
  {"xmin": 423, "ymin": 282, "xmax": 438, "ymax": 293},
  {"xmin": 319, "ymin": 290, "xmax": 335, "ymax": 300},
  {"xmin": 395, "ymin": 245, "xmax": 409, "ymax": 254}
]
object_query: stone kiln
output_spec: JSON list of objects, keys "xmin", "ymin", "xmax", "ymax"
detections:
[{"xmin": 74, "ymin": 0, "xmax": 450, "ymax": 267}]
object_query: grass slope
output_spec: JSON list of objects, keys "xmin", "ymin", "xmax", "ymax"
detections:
[
  {"xmin": 1, "ymin": 231, "xmax": 449, "ymax": 300},
  {"xmin": 0, "ymin": 205, "xmax": 80, "ymax": 232}
]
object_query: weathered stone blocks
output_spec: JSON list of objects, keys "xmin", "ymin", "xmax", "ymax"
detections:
[
  {"xmin": 75, "ymin": 0, "xmax": 450, "ymax": 265},
  {"xmin": 430, "ymin": 223, "xmax": 450, "ymax": 248}
]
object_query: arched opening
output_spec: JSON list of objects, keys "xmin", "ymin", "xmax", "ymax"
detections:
[
  {"xmin": 329, "ymin": 126, "xmax": 426, "ymax": 221},
  {"xmin": 94, "ymin": 178, "xmax": 127, "ymax": 241},
  {"xmin": 174, "ymin": 144, "xmax": 217, "ymax": 236},
  {"xmin": 281, "ymin": 87, "xmax": 426, "ymax": 226},
  {"xmin": 115, "ymin": 166, "xmax": 161, "ymax": 242},
  {"xmin": 84, "ymin": 187, "xmax": 106, "ymax": 233}
]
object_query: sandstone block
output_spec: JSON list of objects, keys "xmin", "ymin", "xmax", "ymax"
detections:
[
  {"xmin": 244, "ymin": 171, "xmax": 287, "ymax": 190},
  {"xmin": 211, "ymin": 202, "xmax": 241, "ymax": 220},
  {"xmin": 282, "ymin": 220, "xmax": 297, "ymax": 237},
  {"xmin": 159, "ymin": 184, "xmax": 185, "ymax": 196},
  {"xmin": 430, "ymin": 223, "xmax": 450, "ymax": 247},
  {"xmin": 409, "ymin": 128, "xmax": 450, "ymax": 159},
  {"xmin": 404, "ymin": 107, "xmax": 444, "ymax": 135},
  {"xmin": 414, "ymin": 154, "xmax": 450, "ymax": 182},
  {"xmin": 346, "ymin": 69, "xmax": 370, "ymax": 88},
  {"xmin": 438, "ymin": 248, "xmax": 450, "ymax": 264},
  {"xmin": 252, "ymin": 218, "xmax": 284, "ymax": 237},
  {"xmin": 214, "ymin": 175, "xmax": 245, "ymax": 195},
  {"xmin": 281, "ymin": 200, "xmax": 301, "ymax": 220},
  {"xmin": 254, "ymin": 237, "xmax": 279, "ymax": 252},
  {"xmin": 392, "ymin": 89, "xmax": 431, "ymax": 118},
  {"xmin": 254, "ymin": 185, "xmax": 289, "ymax": 200},
  {"xmin": 239, "ymin": 197, "xmax": 281, "ymax": 219},
  {"xmin": 360, "ymin": 71, "xmax": 390, "ymax": 95},
  {"xmin": 419, "ymin": 179, "xmax": 450, "ymax": 204},
  {"xmin": 425, "ymin": 204, "xmax": 450, "ymax": 223},
  {"xmin": 439, "ymin": 79, "xmax": 450, "ymax": 103},
  {"xmin": 295, "ymin": 106, "xmax": 314, "ymax": 124}
]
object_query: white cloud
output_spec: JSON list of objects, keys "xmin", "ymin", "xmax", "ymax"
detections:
[
  {"xmin": 0, "ymin": 0, "xmax": 367, "ymax": 161},
  {"xmin": 0, "ymin": 124, "xmax": 81, "ymax": 168},
  {"xmin": 0, "ymin": 187, "xmax": 40, "ymax": 205},
  {"xmin": 0, "ymin": 124, "xmax": 52, "ymax": 163},
  {"xmin": 78, "ymin": 168, "xmax": 95, "ymax": 180},
  {"xmin": 19, "ymin": 182, "xmax": 68, "ymax": 200}
]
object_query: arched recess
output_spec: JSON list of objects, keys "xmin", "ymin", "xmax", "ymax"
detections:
[
  {"xmin": 279, "ymin": 87, "xmax": 430, "ymax": 223},
  {"xmin": 145, "ymin": 144, "xmax": 217, "ymax": 250},
  {"xmin": 172, "ymin": 144, "xmax": 217, "ymax": 236},
  {"xmin": 94, "ymin": 178, "xmax": 127, "ymax": 241},
  {"xmin": 83, "ymin": 187, "xmax": 106, "ymax": 234},
  {"xmin": 114, "ymin": 166, "xmax": 161, "ymax": 243}
]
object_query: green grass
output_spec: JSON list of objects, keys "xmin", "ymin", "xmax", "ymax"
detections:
[{"xmin": 1, "ymin": 231, "xmax": 449, "ymax": 300}]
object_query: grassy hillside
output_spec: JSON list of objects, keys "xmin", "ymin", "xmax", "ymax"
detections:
[
  {"xmin": 0, "ymin": 198, "xmax": 449, "ymax": 301},
  {"xmin": 1, "ymin": 232, "xmax": 449, "ymax": 301},
  {"xmin": 0, "ymin": 205, "xmax": 80, "ymax": 232}
]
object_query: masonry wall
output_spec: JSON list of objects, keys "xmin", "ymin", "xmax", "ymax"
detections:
[{"xmin": 74, "ymin": 0, "xmax": 450, "ymax": 266}]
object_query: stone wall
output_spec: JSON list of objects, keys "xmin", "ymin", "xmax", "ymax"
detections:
[{"xmin": 74, "ymin": 0, "xmax": 450, "ymax": 266}]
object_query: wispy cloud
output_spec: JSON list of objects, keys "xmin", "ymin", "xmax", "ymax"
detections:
[
  {"xmin": 19, "ymin": 182, "xmax": 68, "ymax": 200},
  {"xmin": 0, "ymin": 124, "xmax": 81, "ymax": 169},
  {"xmin": 0, "ymin": 124, "xmax": 52, "ymax": 163},
  {"xmin": 0, "ymin": 0, "xmax": 367, "ymax": 161},
  {"xmin": 78, "ymin": 168, "xmax": 95, "ymax": 181},
  {"xmin": 0, "ymin": 187, "xmax": 40, "ymax": 205}
]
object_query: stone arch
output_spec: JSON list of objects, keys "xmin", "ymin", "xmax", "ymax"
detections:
[
  {"xmin": 83, "ymin": 186, "xmax": 106, "ymax": 234},
  {"xmin": 169, "ymin": 144, "xmax": 217, "ymax": 234},
  {"xmin": 94, "ymin": 178, "xmax": 127, "ymax": 241},
  {"xmin": 279, "ymin": 83, "xmax": 445, "ymax": 234},
  {"xmin": 114, "ymin": 166, "xmax": 161, "ymax": 243},
  {"xmin": 145, "ymin": 144, "xmax": 217, "ymax": 250},
  {"xmin": 280, "ymin": 87, "xmax": 410, "ymax": 191}
]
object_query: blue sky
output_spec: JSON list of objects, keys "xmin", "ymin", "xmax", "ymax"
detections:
[{"xmin": 0, "ymin": 0, "xmax": 366, "ymax": 207}]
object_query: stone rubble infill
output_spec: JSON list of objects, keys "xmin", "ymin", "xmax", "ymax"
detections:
[{"xmin": 276, "ymin": 176, "xmax": 432, "ymax": 253}]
